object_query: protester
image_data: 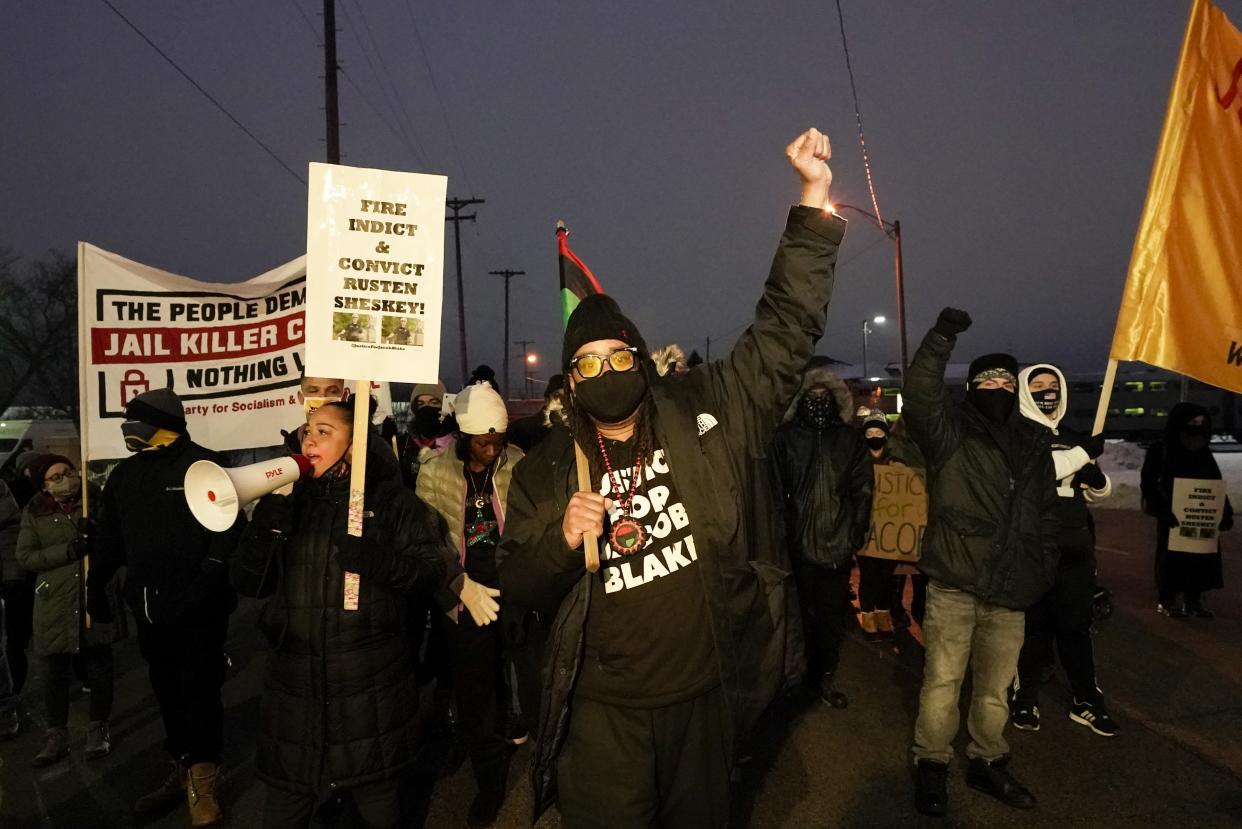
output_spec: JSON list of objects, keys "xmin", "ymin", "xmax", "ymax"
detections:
[
  {"xmin": 772, "ymin": 367, "xmax": 871, "ymax": 705},
  {"xmin": 0, "ymin": 473, "xmax": 25, "ymax": 740},
  {"xmin": 1141, "ymin": 402, "xmax": 1235, "ymax": 618},
  {"xmin": 904, "ymin": 308, "xmax": 1059, "ymax": 817},
  {"xmin": 88, "ymin": 388, "xmax": 242, "ymax": 825},
  {"xmin": 400, "ymin": 380, "xmax": 453, "ymax": 487},
  {"xmin": 856, "ymin": 411, "xmax": 898, "ymax": 637},
  {"xmin": 1009, "ymin": 365, "xmax": 1118, "ymax": 737},
  {"xmin": 17, "ymin": 456, "xmax": 124, "ymax": 765},
  {"xmin": 1, "ymin": 451, "xmax": 43, "ymax": 715},
  {"xmin": 498, "ymin": 127, "xmax": 846, "ymax": 827},
  {"xmin": 508, "ymin": 375, "xmax": 566, "ymax": 453},
  {"xmin": 417, "ymin": 382, "xmax": 524, "ymax": 827},
  {"xmin": 231, "ymin": 398, "xmax": 446, "ymax": 828}
]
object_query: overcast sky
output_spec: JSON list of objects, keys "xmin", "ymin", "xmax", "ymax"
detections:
[{"xmin": 5, "ymin": 0, "xmax": 1237, "ymax": 390}]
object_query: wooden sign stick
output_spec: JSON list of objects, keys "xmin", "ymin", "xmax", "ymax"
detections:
[{"xmin": 574, "ymin": 441, "xmax": 601, "ymax": 573}]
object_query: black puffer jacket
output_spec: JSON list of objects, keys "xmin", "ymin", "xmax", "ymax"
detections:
[
  {"xmin": 499, "ymin": 205, "xmax": 846, "ymax": 820},
  {"xmin": 771, "ymin": 376, "xmax": 873, "ymax": 568},
  {"xmin": 230, "ymin": 440, "xmax": 446, "ymax": 793},
  {"xmin": 902, "ymin": 329, "xmax": 1060, "ymax": 610}
]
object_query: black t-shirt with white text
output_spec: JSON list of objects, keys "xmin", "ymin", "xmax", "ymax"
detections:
[{"xmin": 576, "ymin": 437, "xmax": 718, "ymax": 707}]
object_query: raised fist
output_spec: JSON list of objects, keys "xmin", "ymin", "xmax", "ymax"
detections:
[
  {"xmin": 1082, "ymin": 434, "xmax": 1106, "ymax": 460},
  {"xmin": 933, "ymin": 307, "xmax": 972, "ymax": 338},
  {"xmin": 785, "ymin": 128, "xmax": 833, "ymax": 209}
]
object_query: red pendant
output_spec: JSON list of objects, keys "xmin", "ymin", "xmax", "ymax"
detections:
[{"xmin": 609, "ymin": 518, "xmax": 646, "ymax": 555}]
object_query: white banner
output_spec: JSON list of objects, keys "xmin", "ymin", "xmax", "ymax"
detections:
[
  {"xmin": 1168, "ymin": 477, "xmax": 1227, "ymax": 554},
  {"xmin": 305, "ymin": 162, "xmax": 447, "ymax": 383},
  {"xmin": 78, "ymin": 243, "xmax": 307, "ymax": 461}
]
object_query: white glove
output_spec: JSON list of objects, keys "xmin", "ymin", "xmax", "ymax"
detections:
[{"xmin": 459, "ymin": 575, "xmax": 501, "ymax": 626}]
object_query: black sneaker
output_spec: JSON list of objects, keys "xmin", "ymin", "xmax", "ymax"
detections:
[
  {"xmin": 914, "ymin": 759, "xmax": 948, "ymax": 817},
  {"xmin": 1010, "ymin": 704, "xmax": 1040, "ymax": 732},
  {"xmin": 966, "ymin": 757, "xmax": 1036, "ymax": 810},
  {"xmin": 1069, "ymin": 699, "xmax": 1120, "ymax": 737},
  {"xmin": 1187, "ymin": 604, "xmax": 1215, "ymax": 620},
  {"xmin": 466, "ymin": 787, "xmax": 504, "ymax": 828},
  {"xmin": 1157, "ymin": 603, "xmax": 1188, "ymax": 618},
  {"xmin": 819, "ymin": 672, "xmax": 848, "ymax": 709}
]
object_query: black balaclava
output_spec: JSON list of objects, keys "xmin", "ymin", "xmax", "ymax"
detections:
[
  {"xmin": 563, "ymin": 295, "xmax": 651, "ymax": 425},
  {"xmin": 1169, "ymin": 402, "xmax": 1211, "ymax": 452},
  {"xmin": 966, "ymin": 353, "xmax": 1018, "ymax": 424},
  {"xmin": 796, "ymin": 390, "xmax": 838, "ymax": 430},
  {"xmin": 1028, "ymin": 368, "xmax": 1060, "ymax": 416}
]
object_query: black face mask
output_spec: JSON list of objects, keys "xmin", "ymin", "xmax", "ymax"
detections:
[
  {"xmin": 968, "ymin": 387, "xmax": 1015, "ymax": 424},
  {"xmin": 573, "ymin": 369, "xmax": 649, "ymax": 424},
  {"xmin": 796, "ymin": 394, "xmax": 837, "ymax": 430},
  {"xmin": 1031, "ymin": 389, "xmax": 1059, "ymax": 415},
  {"xmin": 866, "ymin": 435, "xmax": 888, "ymax": 452},
  {"xmin": 412, "ymin": 405, "xmax": 441, "ymax": 439},
  {"xmin": 1179, "ymin": 425, "xmax": 1209, "ymax": 451}
]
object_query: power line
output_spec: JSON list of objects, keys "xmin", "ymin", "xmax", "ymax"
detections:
[
  {"xmin": 834, "ymin": 0, "xmax": 884, "ymax": 229},
  {"xmin": 339, "ymin": 68, "xmax": 424, "ymax": 165},
  {"xmin": 98, "ymin": 0, "xmax": 305, "ymax": 185},
  {"xmin": 402, "ymin": 0, "xmax": 476, "ymax": 194},
  {"xmin": 285, "ymin": 0, "xmax": 320, "ymax": 44}
]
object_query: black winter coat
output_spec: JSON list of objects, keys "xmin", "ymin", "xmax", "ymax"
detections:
[
  {"xmin": 772, "ymin": 421, "xmax": 873, "ymax": 568},
  {"xmin": 498, "ymin": 205, "xmax": 846, "ymax": 820},
  {"xmin": 230, "ymin": 442, "xmax": 446, "ymax": 794},
  {"xmin": 902, "ymin": 330, "xmax": 1060, "ymax": 610},
  {"xmin": 91, "ymin": 437, "xmax": 240, "ymax": 625}
]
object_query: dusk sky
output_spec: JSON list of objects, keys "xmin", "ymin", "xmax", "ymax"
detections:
[{"xmin": 6, "ymin": 0, "xmax": 1238, "ymax": 390}]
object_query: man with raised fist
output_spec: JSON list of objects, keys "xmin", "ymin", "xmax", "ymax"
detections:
[{"xmin": 903, "ymin": 307, "xmax": 1060, "ymax": 817}]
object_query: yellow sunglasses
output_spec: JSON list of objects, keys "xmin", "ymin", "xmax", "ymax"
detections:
[{"xmin": 569, "ymin": 347, "xmax": 639, "ymax": 379}]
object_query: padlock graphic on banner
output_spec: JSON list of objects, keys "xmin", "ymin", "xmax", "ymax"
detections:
[{"xmin": 120, "ymin": 369, "xmax": 150, "ymax": 405}]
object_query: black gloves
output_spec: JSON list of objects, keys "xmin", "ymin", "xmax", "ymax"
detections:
[
  {"xmin": 933, "ymin": 307, "xmax": 972, "ymax": 338},
  {"xmin": 1074, "ymin": 462, "xmax": 1107, "ymax": 491},
  {"xmin": 68, "ymin": 517, "xmax": 96, "ymax": 561},
  {"xmin": 1221, "ymin": 513, "xmax": 1234, "ymax": 533},
  {"xmin": 1165, "ymin": 512, "xmax": 1181, "ymax": 528},
  {"xmin": 336, "ymin": 532, "xmax": 384, "ymax": 575},
  {"xmin": 1081, "ymin": 434, "xmax": 1106, "ymax": 460},
  {"xmin": 252, "ymin": 495, "xmax": 294, "ymax": 536}
]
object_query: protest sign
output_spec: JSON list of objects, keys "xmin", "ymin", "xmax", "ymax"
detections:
[
  {"xmin": 1169, "ymin": 477, "xmax": 1227, "ymax": 553},
  {"xmin": 78, "ymin": 243, "xmax": 306, "ymax": 461},
  {"xmin": 304, "ymin": 162, "xmax": 447, "ymax": 384},
  {"xmin": 860, "ymin": 463, "xmax": 927, "ymax": 563}
]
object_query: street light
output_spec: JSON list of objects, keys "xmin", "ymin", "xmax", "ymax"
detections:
[
  {"xmin": 831, "ymin": 203, "xmax": 908, "ymax": 379},
  {"xmin": 862, "ymin": 315, "xmax": 885, "ymax": 381}
]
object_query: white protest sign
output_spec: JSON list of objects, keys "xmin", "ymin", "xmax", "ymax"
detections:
[
  {"xmin": 304, "ymin": 162, "xmax": 447, "ymax": 383},
  {"xmin": 1168, "ymin": 477, "xmax": 1226, "ymax": 553},
  {"xmin": 78, "ymin": 243, "xmax": 306, "ymax": 461}
]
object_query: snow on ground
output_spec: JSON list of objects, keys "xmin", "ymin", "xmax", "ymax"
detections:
[{"xmin": 1096, "ymin": 440, "xmax": 1242, "ymax": 511}]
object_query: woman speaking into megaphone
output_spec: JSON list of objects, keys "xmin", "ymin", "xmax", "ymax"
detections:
[{"xmin": 230, "ymin": 397, "xmax": 447, "ymax": 825}]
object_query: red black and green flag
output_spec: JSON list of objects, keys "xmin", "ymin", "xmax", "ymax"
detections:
[{"xmin": 557, "ymin": 220, "xmax": 604, "ymax": 328}]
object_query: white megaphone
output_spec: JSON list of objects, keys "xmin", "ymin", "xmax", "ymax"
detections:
[{"xmin": 184, "ymin": 455, "xmax": 313, "ymax": 532}]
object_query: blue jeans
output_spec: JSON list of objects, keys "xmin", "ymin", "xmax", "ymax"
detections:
[
  {"xmin": 912, "ymin": 582, "xmax": 1025, "ymax": 764},
  {"xmin": 0, "ymin": 596, "xmax": 16, "ymax": 715}
]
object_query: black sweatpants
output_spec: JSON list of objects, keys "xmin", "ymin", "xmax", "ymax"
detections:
[
  {"xmin": 136, "ymin": 616, "xmax": 228, "ymax": 765},
  {"xmin": 444, "ymin": 612, "xmax": 509, "ymax": 793},
  {"xmin": 857, "ymin": 556, "xmax": 898, "ymax": 612},
  {"xmin": 1016, "ymin": 560, "xmax": 1099, "ymax": 704},
  {"xmin": 557, "ymin": 686, "xmax": 731, "ymax": 829},
  {"xmin": 505, "ymin": 609, "xmax": 548, "ymax": 727},
  {"xmin": 45, "ymin": 646, "xmax": 113, "ymax": 727},
  {"xmin": 793, "ymin": 560, "xmax": 852, "ymax": 680},
  {"xmin": 2, "ymin": 578, "xmax": 35, "ymax": 694},
  {"xmin": 263, "ymin": 779, "xmax": 400, "ymax": 828}
]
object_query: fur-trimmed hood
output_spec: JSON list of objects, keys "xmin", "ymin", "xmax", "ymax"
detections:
[{"xmin": 783, "ymin": 366, "xmax": 853, "ymax": 423}]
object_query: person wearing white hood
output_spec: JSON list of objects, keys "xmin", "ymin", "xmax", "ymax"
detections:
[{"xmin": 1011, "ymin": 364, "xmax": 1119, "ymax": 737}]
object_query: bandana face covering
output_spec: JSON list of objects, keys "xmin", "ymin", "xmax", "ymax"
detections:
[
  {"xmin": 1031, "ymin": 389, "xmax": 1059, "ymax": 415},
  {"xmin": 121, "ymin": 421, "xmax": 179, "ymax": 452},
  {"xmin": 573, "ymin": 370, "xmax": 649, "ymax": 425},
  {"xmin": 413, "ymin": 405, "xmax": 442, "ymax": 438},
  {"xmin": 968, "ymin": 387, "xmax": 1015, "ymax": 424},
  {"xmin": 796, "ymin": 393, "xmax": 837, "ymax": 430}
]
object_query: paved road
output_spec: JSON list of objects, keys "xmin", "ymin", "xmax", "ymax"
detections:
[{"xmin": 2, "ymin": 508, "xmax": 1241, "ymax": 828}]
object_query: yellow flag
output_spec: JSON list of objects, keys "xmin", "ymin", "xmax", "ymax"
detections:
[{"xmin": 1110, "ymin": 0, "xmax": 1242, "ymax": 392}]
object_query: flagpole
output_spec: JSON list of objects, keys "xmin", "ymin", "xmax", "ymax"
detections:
[
  {"xmin": 1091, "ymin": 359, "xmax": 1119, "ymax": 437},
  {"xmin": 77, "ymin": 242, "xmax": 93, "ymax": 629}
]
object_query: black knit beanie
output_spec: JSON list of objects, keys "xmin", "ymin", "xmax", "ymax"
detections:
[
  {"xmin": 967, "ymin": 353, "xmax": 1018, "ymax": 387},
  {"xmin": 562, "ymin": 294, "xmax": 649, "ymax": 370},
  {"xmin": 125, "ymin": 388, "xmax": 187, "ymax": 433}
]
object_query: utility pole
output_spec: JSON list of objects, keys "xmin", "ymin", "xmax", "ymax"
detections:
[
  {"xmin": 447, "ymin": 198, "xmax": 484, "ymax": 384},
  {"xmin": 706, "ymin": 337, "xmax": 711, "ymax": 363},
  {"xmin": 514, "ymin": 339, "xmax": 536, "ymax": 398},
  {"xmin": 489, "ymin": 269, "xmax": 525, "ymax": 399},
  {"xmin": 322, "ymin": 0, "xmax": 340, "ymax": 164}
]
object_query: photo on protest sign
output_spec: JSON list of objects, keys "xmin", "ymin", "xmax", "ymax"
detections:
[
  {"xmin": 332, "ymin": 312, "xmax": 375, "ymax": 343},
  {"xmin": 305, "ymin": 162, "xmax": 447, "ymax": 383},
  {"xmin": 1168, "ymin": 477, "xmax": 1227, "ymax": 553},
  {"xmin": 78, "ymin": 243, "xmax": 307, "ymax": 461},
  {"xmin": 859, "ymin": 463, "xmax": 927, "ymax": 563},
  {"xmin": 382, "ymin": 315, "xmax": 423, "ymax": 346}
]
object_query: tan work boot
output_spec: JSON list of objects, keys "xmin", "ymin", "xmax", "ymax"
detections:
[
  {"xmin": 134, "ymin": 757, "xmax": 186, "ymax": 815},
  {"xmin": 858, "ymin": 611, "xmax": 878, "ymax": 634},
  {"xmin": 187, "ymin": 762, "xmax": 223, "ymax": 827}
]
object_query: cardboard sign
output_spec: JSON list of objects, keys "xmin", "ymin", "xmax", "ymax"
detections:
[
  {"xmin": 859, "ymin": 463, "xmax": 927, "ymax": 562},
  {"xmin": 1168, "ymin": 477, "xmax": 1226, "ymax": 553},
  {"xmin": 305, "ymin": 163, "xmax": 447, "ymax": 383}
]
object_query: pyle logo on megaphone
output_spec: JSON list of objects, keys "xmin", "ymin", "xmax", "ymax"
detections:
[{"xmin": 184, "ymin": 455, "xmax": 313, "ymax": 532}]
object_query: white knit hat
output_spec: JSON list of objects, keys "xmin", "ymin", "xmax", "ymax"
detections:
[{"xmin": 451, "ymin": 382, "xmax": 509, "ymax": 435}]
